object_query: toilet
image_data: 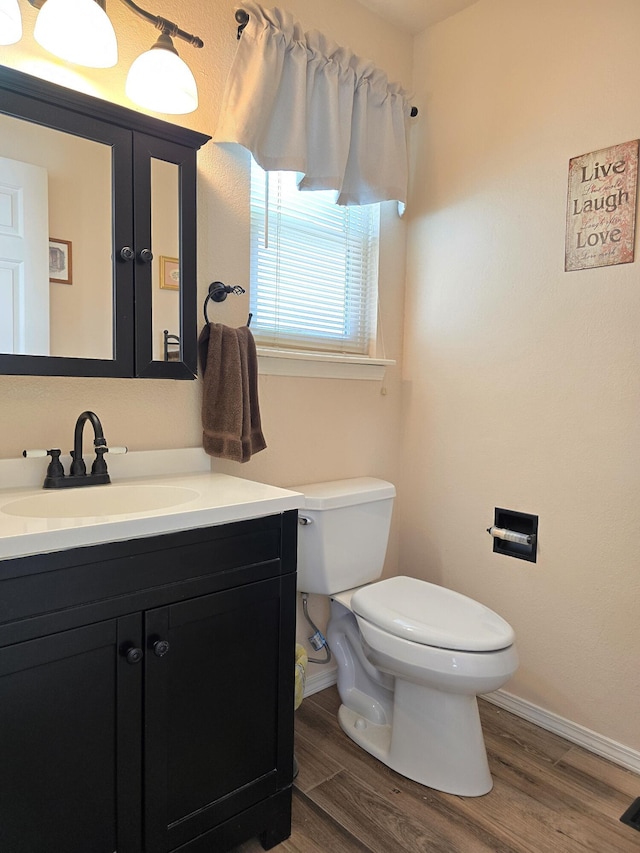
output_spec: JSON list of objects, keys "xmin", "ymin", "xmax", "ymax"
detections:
[{"xmin": 294, "ymin": 477, "xmax": 518, "ymax": 797}]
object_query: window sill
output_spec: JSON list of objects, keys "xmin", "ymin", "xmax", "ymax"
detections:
[{"xmin": 256, "ymin": 347, "xmax": 395, "ymax": 380}]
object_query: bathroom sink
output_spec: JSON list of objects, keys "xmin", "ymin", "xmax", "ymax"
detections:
[
  {"xmin": 2, "ymin": 484, "xmax": 200, "ymax": 519},
  {"xmin": 0, "ymin": 449, "xmax": 303, "ymax": 561}
]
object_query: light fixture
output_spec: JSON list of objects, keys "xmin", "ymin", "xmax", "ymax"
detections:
[
  {"xmin": 0, "ymin": 0, "xmax": 22, "ymax": 45},
  {"xmin": 125, "ymin": 32, "xmax": 197, "ymax": 114},
  {"xmin": 33, "ymin": 0, "xmax": 118, "ymax": 67},
  {"xmin": 119, "ymin": 0, "xmax": 203, "ymax": 113},
  {"xmin": 24, "ymin": 0, "xmax": 203, "ymax": 113}
]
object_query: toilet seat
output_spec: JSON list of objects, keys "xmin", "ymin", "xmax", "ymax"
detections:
[{"xmin": 351, "ymin": 576, "xmax": 514, "ymax": 652}]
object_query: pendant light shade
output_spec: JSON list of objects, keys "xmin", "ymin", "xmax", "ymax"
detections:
[
  {"xmin": 126, "ymin": 34, "xmax": 198, "ymax": 115},
  {"xmin": 18, "ymin": 0, "xmax": 202, "ymax": 114},
  {"xmin": 0, "ymin": 0, "xmax": 22, "ymax": 45},
  {"xmin": 34, "ymin": 0, "xmax": 118, "ymax": 68}
]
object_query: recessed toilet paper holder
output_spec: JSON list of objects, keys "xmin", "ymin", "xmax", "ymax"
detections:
[
  {"xmin": 488, "ymin": 508, "xmax": 538, "ymax": 562},
  {"xmin": 487, "ymin": 526, "xmax": 535, "ymax": 546}
]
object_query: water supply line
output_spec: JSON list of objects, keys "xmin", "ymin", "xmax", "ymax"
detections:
[{"xmin": 301, "ymin": 593, "xmax": 332, "ymax": 665}]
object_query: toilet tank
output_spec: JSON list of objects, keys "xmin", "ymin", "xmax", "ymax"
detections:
[{"xmin": 292, "ymin": 477, "xmax": 396, "ymax": 595}]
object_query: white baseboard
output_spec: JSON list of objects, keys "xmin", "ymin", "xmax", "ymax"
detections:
[
  {"xmin": 303, "ymin": 673, "xmax": 640, "ymax": 775},
  {"xmin": 484, "ymin": 689, "xmax": 640, "ymax": 775},
  {"xmin": 304, "ymin": 667, "xmax": 337, "ymax": 698}
]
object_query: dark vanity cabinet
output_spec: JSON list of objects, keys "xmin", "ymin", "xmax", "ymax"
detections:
[
  {"xmin": 0, "ymin": 65, "xmax": 210, "ymax": 379},
  {"xmin": 0, "ymin": 512, "xmax": 297, "ymax": 853}
]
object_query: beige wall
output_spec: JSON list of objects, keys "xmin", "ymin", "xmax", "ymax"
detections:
[
  {"xmin": 0, "ymin": 0, "xmax": 411, "ymax": 679},
  {"xmin": 403, "ymin": 0, "xmax": 640, "ymax": 751}
]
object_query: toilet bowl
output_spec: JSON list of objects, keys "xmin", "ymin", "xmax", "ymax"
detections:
[
  {"xmin": 294, "ymin": 477, "xmax": 518, "ymax": 797},
  {"xmin": 333, "ymin": 577, "xmax": 518, "ymax": 795}
]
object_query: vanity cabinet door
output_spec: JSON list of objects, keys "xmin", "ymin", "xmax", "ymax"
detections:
[
  {"xmin": 0, "ymin": 615, "xmax": 142, "ymax": 853},
  {"xmin": 143, "ymin": 575, "xmax": 296, "ymax": 853}
]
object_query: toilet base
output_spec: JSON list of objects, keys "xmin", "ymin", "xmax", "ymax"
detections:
[
  {"xmin": 338, "ymin": 704, "xmax": 392, "ymax": 762},
  {"xmin": 338, "ymin": 679, "xmax": 493, "ymax": 797}
]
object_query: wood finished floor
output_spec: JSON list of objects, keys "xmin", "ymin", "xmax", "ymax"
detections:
[{"xmin": 233, "ymin": 686, "xmax": 640, "ymax": 853}]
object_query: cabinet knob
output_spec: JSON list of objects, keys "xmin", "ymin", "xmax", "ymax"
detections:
[
  {"xmin": 138, "ymin": 248, "xmax": 154, "ymax": 264},
  {"xmin": 119, "ymin": 246, "xmax": 135, "ymax": 261},
  {"xmin": 125, "ymin": 647, "xmax": 144, "ymax": 665},
  {"xmin": 153, "ymin": 639, "xmax": 170, "ymax": 658}
]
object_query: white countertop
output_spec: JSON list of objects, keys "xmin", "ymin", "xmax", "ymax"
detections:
[{"xmin": 0, "ymin": 449, "xmax": 303, "ymax": 561}]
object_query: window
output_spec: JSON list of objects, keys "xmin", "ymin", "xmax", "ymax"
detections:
[{"xmin": 249, "ymin": 158, "xmax": 380, "ymax": 356}]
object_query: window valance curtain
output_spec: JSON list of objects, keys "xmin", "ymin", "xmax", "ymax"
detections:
[{"xmin": 214, "ymin": 2, "xmax": 412, "ymax": 206}]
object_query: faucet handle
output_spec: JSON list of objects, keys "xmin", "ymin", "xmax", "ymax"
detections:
[
  {"xmin": 90, "ymin": 444, "xmax": 126, "ymax": 479},
  {"xmin": 23, "ymin": 448, "xmax": 64, "ymax": 469},
  {"xmin": 23, "ymin": 449, "xmax": 66, "ymax": 486},
  {"xmin": 45, "ymin": 449, "xmax": 65, "ymax": 481}
]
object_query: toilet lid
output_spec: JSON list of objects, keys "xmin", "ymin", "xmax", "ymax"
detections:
[{"xmin": 351, "ymin": 576, "xmax": 515, "ymax": 652}]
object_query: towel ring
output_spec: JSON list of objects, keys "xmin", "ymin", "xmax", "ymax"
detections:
[{"xmin": 203, "ymin": 281, "xmax": 252, "ymax": 326}]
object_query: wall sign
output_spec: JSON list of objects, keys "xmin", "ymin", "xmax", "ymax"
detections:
[{"xmin": 565, "ymin": 140, "xmax": 638, "ymax": 272}]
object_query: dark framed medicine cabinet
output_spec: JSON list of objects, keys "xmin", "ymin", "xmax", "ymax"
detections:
[{"xmin": 0, "ymin": 65, "xmax": 210, "ymax": 379}]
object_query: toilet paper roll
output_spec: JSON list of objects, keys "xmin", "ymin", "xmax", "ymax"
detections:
[{"xmin": 487, "ymin": 526, "xmax": 533, "ymax": 546}]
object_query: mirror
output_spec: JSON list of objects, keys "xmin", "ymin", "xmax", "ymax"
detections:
[
  {"xmin": 0, "ymin": 65, "xmax": 210, "ymax": 379},
  {"xmin": 0, "ymin": 112, "xmax": 113, "ymax": 359},
  {"xmin": 151, "ymin": 158, "xmax": 180, "ymax": 362}
]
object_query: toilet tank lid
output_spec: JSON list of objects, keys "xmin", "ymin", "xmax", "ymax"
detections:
[{"xmin": 292, "ymin": 477, "xmax": 396, "ymax": 510}]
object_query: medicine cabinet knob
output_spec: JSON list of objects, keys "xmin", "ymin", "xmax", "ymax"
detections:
[
  {"xmin": 119, "ymin": 246, "xmax": 135, "ymax": 261},
  {"xmin": 153, "ymin": 639, "xmax": 170, "ymax": 658},
  {"xmin": 138, "ymin": 248, "xmax": 153, "ymax": 264},
  {"xmin": 125, "ymin": 647, "xmax": 144, "ymax": 665}
]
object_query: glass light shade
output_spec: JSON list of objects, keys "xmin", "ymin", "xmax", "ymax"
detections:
[
  {"xmin": 34, "ymin": 0, "xmax": 118, "ymax": 68},
  {"xmin": 126, "ymin": 39, "xmax": 198, "ymax": 114},
  {"xmin": 0, "ymin": 0, "xmax": 22, "ymax": 45}
]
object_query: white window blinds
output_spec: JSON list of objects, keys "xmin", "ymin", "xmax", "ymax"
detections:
[{"xmin": 249, "ymin": 159, "xmax": 380, "ymax": 354}]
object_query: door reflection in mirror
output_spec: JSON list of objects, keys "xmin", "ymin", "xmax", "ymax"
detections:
[
  {"xmin": 0, "ymin": 156, "xmax": 49, "ymax": 355},
  {"xmin": 0, "ymin": 113, "xmax": 113, "ymax": 360}
]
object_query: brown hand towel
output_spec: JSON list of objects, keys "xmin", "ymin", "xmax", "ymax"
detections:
[{"xmin": 198, "ymin": 322, "xmax": 267, "ymax": 462}]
